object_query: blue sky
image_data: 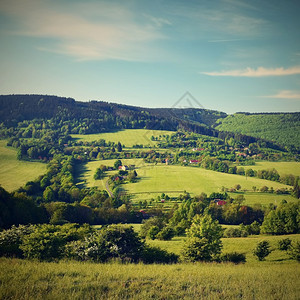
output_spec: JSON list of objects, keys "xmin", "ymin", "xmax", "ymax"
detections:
[{"xmin": 0, "ymin": 0, "xmax": 299, "ymax": 113}]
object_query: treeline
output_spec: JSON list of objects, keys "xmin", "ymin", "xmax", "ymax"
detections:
[{"xmin": 0, "ymin": 95, "xmax": 292, "ymax": 153}]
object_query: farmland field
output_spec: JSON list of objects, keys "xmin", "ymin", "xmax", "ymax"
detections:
[
  {"xmin": 71, "ymin": 129, "xmax": 174, "ymax": 147},
  {"xmin": 80, "ymin": 158, "xmax": 295, "ymax": 206},
  {"xmin": 242, "ymin": 161, "xmax": 300, "ymax": 176},
  {"xmin": 0, "ymin": 140, "xmax": 47, "ymax": 192}
]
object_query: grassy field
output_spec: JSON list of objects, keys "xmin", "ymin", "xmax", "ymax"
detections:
[
  {"xmin": 0, "ymin": 249, "xmax": 299, "ymax": 299},
  {"xmin": 243, "ymin": 161, "xmax": 300, "ymax": 176},
  {"xmin": 0, "ymin": 140, "xmax": 47, "ymax": 192},
  {"xmin": 71, "ymin": 129, "xmax": 174, "ymax": 148},
  {"xmin": 80, "ymin": 158, "xmax": 295, "ymax": 206},
  {"xmin": 147, "ymin": 233, "xmax": 300, "ymax": 262}
]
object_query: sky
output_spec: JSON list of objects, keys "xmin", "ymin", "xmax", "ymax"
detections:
[{"xmin": 0, "ymin": 0, "xmax": 299, "ymax": 113}]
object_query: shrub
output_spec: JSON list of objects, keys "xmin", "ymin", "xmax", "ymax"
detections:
[
  {"xmin": 148, "ymin": 226, "xmax": 160, "ymax": 240},
  {"xmin": 278, "ymin": 238, "xmax": 292, "ymax": 251},
  {"xmin": 140, "ymin": 245, "xmax": 178, "ymax": 264},
  {"xmin": 253, "ymin": 241, "xmax": 272, "ymax": 261},
  {"xmin": 223, "ymin": 227, "xmax": 248, "ymax": 238},
  {"xmin": 287, "ymin": 241, "xmax": 300, "ymax": 261},
  {"xmin": 220, "ymin": 252, "xmax": 246, "ymax": 264},
  {"xmin": 65, "ymin": 234, "xmax": 109, "ymax": 262},
  {"xmin": 0, "ymin": 225, "xmax": 34, "ymax": 258},
  {"xmin": 156, "ymin": 226, "xmax": 175, "ymax": 241}
]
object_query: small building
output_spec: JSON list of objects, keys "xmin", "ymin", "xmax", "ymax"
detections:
[
  {"xmin": 216, "ymin": 200, "xmax": 227, "ymax": 206},
  {"xmin": 189, "ymin": 160, "xmax": 200, "ymax": 164}
]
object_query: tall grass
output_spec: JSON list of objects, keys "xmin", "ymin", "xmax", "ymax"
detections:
[{"xmin": 0, "ymin": 258, "xmax": 299, "ymax": 299}]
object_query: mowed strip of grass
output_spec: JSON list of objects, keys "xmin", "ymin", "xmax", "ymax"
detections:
[
  {"xmin": 71, "ymin": 129, "xmax": 174, "ymax": 147},
  {"xmin": 0, "ymin": 140, "xmax": 47, "ymax": 192},
  {"xmin": 242, "ymin": 161, "xmax": 300, "ymax": 177},
  {"xmin": 0, "ymin": 256, "xmax": 299, "ymax": 300}
]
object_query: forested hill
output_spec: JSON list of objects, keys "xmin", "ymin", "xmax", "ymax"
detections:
[
  {"xmin": 0, "ymin": 94, "xmax": 297, "ymax": 151},
  {"xmin": 216, "ymin": 113, "xmax": 300, "ymax": 151},
  {"xmin": 0, "ymin": 94, "xmax": 226, "ymax": 136}
]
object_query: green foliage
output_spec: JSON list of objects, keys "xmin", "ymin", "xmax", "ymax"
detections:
[
  {"xmin": 140, "ymin": 245, "xmax": 178, "ymax": 264},
  {"xmin": 223, "ymin": 227, "xmax": 248, "ymax": 238},
  {"xmin": 261, "ymin": 202, "xmax": 300, "ymax": 235},
  {"xmin": 216, "ymin": 112, "xmax": 300, "ymax": 150},
  {"xmin": 148, "ymin": 226, "xmax": 160, "ymax": 240},
  {"xmin": 253, "ymin": 241, "xmax": 272, "ymax": 261},
  {"xmin": 156, "ymin": 226, "xmax": 175, "ymax": 241},
  {"xmin": 220, "ymin": 252, "xmax": 246, "ymax": 264},
  {"xmin": 287, "ymin": 241, "xmax": 300, "ymax": 261},
  {"xmin": 114, "ymin": 159, "xmax": 122, "ymax": 170},
  {"xmin": 94, "ymin": 167, "xmax": 104, "ymax": 180},
  {"xmin": 182, "ymin": 214, "xmax": 223, "ymax": 261},
  {"xmin": 278, "ymin": 238, "xmax": 292, "ymax": 251},
  {"xmin": 0, "ymin": 225, "xmax": 34, "ymax": 258}
]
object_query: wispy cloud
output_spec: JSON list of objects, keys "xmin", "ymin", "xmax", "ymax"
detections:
[
  {"xmin": 262, "ymin": 90, "xmax": 300, "ymax": 99},
  {"xmin": 0, "ymin": 0, "xmax": 166, "ymax": 61},
  {"xmin": 201, "ymin": 66, "xmax": 300, "ymax": 77}
]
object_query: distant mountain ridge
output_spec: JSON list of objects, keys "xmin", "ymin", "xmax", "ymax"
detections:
[{"xmin": 0, "ymin": 94, "xmax": 298, "ymax": 151}]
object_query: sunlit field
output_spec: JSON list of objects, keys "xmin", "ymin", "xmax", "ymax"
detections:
[
  {"xmin": 71, "ymin": 129, "xmax": 174, "ymax": 148},
  {"xmin": 0, "ymin": 140, "xmax": 47, "ymax": 192}
]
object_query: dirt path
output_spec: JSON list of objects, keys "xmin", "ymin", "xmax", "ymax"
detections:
[{"xmin": 105, "ymin": 180, "xmax": 114, "ymax": 198}]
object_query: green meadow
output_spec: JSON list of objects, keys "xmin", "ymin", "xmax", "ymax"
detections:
[
  {"xmin": 243, "ymin": 161, "xmax": 300, "ymax": 176},
  {"xmin": 1, "ymin": 233, "xmax": 299, "ymax": 300},
  {"xmin": 71, "ymin": 129, "xmax": 174, "ymax": 147},
  {"xmin": 81, "ymin": 158, "xmax": 294, "ymax": 206},
  {"xmin": 0, "ymin": 140, "xmax": 47, "ymax": 192}
]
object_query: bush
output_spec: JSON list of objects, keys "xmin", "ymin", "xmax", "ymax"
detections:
[
  {"xmin": 0, "ymin": 225, "xmax": 34, "ymax": 258},
  {"xmin": 223, "ymin": 227, "xmax": 248, "ymax": 238},
  {"xmin": 156, "ymin": 226, "xmax": 175, "ymax": 241},
  {"xmin": 140, "ymin": 245, "xmax": 178, "ymax": 264},
  {"xmin": 220, "ymin": 252, "xmax": 246, "ymax": 264},
  {"xmin": 148, "ymin": 226, "xmax": 160, "ymax": 240},
  {"xmin": 253, "ymin": 241, "xmax": 272, "ymax": 261},
  {"xmin": 287, "ymin": 241, "xmax": 300, "ymax": 261},
  {"xmin": 182, "ymin": 237, "xmax": 212, "ymax": 262},
  {"xmin": 278, "ymin": 238, "xmax": 292, "ymax": 251},
  {"xmin": 65, "ymin": 233, "xmax": 109, "ymax": 262}
]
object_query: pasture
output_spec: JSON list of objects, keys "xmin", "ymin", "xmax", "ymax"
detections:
[
  {"xmin": 80, "ymin": 158, "xmax": 295, "ymax": 206},
  {"xmin": 1, "ymin": 244, "xmax": 299, "ymax": 300},
  {"xmin": 243, "ymin": 161, "xmax": 300, "ymax": 176},
  {"xmin": 0, "ymin": 140, "xmax": 47, "ymax": 192},
  {"xmin": 71, "ymin": 129, "xmax": 174, "ymax": 148}
]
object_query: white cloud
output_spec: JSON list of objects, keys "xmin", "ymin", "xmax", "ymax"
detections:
[
  {"xmin": 263, "ymin": 90, "xmax": 300, "ymax": 99},
  {"xmin": 201, "ymin": 66, "xmax": 300, "ymax": 77},
  {"xmin": 0, "ymin": 0, "xmax": 166, "ymax": 61}
]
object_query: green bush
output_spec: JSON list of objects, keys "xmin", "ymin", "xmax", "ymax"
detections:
[
  {"xmin": 156, "ymin": 226, "xmax": 175, "ymax": 241},
  {"xmin": 253, "ymin": 241, "xmax": 272, "ymax": 261},
  {"xmin": 220, "ymin": 252, "xmax": 246, "ymax": 264},
  {"xmin": 287, "ymin": 241, "xmax": 300, "ymax": 261},
  {"xmin": 140, "ymin": 245, "xmax": 178, "ymax": 264},
  {"xmin": 0, "ymin": 225, "xmax": 34, "ymax": 258},
  {"xmin": 223, "ymin": 227, "xmax": 248, "ymax": 238},
  {"xmin": 278, "ymin": 238, "xmax": 292, "ymax": 251}
]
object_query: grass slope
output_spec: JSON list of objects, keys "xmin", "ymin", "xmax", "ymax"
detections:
[
  {"xmin": 71, "ymin": 129, "xmax": 174, "ymax": 147},
  {"xmin": 81, "ymin": 159, "xmax": 295, "ymax": 206},
  {"xmin": 242, "ymin": 161, "xmax": 300, "ymax": 177},
  {"xmin": 0, "ymin": 140, "xmax": 47, "ymax": 192},
  {"xmin": 216, "ymin": 113, "xmax": 300, "ymax": 148},
  {"xmin": 0, "ymin": 254, "xmax": 299, "ymax": 299}
]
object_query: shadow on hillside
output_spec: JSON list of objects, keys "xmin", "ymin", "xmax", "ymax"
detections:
[{"xmin": 74, "ymin": 162, "xmax": 88, "ymax": 188}]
